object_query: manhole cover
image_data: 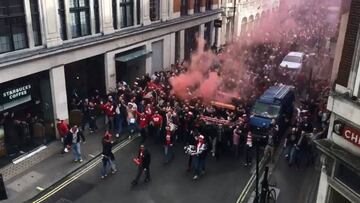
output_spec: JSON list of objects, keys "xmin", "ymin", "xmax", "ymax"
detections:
[{"xmin": 55, "ymin": 198, "xmax": 73, "ymax": 203}]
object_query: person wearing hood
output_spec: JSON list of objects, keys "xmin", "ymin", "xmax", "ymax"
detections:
[{"xmin": 65, "ymin": 125, "xmax": 85, "ymax": 162}]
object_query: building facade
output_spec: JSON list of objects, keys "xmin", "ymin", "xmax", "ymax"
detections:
[
  {"xmin": 0, "ymin": 0, "xmax": 221, "ymax": 160},
  {"xmin": 219, "ymin": 0, "xmax": 280, "ymax": 45},
  {"xmin": 316, "ymin": 0, "xmax": 360, "ymax": 202}
]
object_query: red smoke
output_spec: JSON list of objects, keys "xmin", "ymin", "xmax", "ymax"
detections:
[{"xmin": 170, "ymin": 0, "xmax": 344, "ymax": 103}]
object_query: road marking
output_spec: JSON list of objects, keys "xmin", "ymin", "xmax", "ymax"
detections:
[
  {"xmin": 36, "ymin": 187, "xmax": 44, "ymax": 191},
  {"xmin": 237, "ymin": 155, "xmax": 269, "ymax": 203},
  {"xmin": 237, "ymin": 172, "xmax": 256, "ymax": 203},
  {"xmin": 32, "ymin": 136, "xmax": 137, "ymax": 203}
]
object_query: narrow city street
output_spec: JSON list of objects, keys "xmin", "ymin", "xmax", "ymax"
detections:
[
  {"xmin": 1, "ymin": 0, "xmax": 357, "ymax": 203},
  {"xmin": 40, "ymin": 137, "xmax": 252, "ymax": 203}
]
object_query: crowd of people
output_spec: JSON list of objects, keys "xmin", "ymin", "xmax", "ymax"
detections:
[{"xmin": 55, "ymin": 0, "xmax": 337, "ymax": 182}]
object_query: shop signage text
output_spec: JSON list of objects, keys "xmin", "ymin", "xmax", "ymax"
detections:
[
  {"xmin": 333, "ymin": 120, "xmax": 360, "ymax": 148},
  {"xmin": 1, "ymin": 85, "xmax": 32, "ymax": 103}
]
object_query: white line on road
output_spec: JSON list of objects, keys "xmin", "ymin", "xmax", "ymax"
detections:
[{"xmin": 32, "ymin": 136, "xmax": 137, "ymax": 203}]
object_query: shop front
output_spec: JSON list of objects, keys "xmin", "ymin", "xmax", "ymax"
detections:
[
  {"xmin": 65, "ymin": 55, "xmax": 106, "ymax": 109},
  {"xmin": 316, "ymin": 119, "xmax": 360, "ymax": 203},
  {"xmin": 0, "ymin": 71, "xmax": 55, "ymax": 166},
  {"xmin": 115, "ymin": 46, "xmax": 151, "ymax": 84}
]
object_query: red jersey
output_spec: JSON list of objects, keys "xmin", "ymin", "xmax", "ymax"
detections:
[
  {"xmin": 101, "ymin": 103, "xmax": 115, "ymax": 117},
  {"xmin": 151, "ymin": 114, "xmax": 163, "ymax": 128},
  {"xmin": 57, "ymin": 121, "xmax": 68, "ymax": 137},
  {"xmin": 165, "ymin": 130, "xmax": 172, "ymax": 145},
  {"xmin": 138, "ymin": 113, "xmax": 149, "ymax": 129}
]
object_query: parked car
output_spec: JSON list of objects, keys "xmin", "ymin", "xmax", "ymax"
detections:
[{"xmin": 280, "ymin": 52, "xmax": 305, "ymax": 71}]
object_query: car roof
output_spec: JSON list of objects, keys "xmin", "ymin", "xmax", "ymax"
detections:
[{"xmin": 287, "ymin": 52, "xmax": 305, "ymax": 57}]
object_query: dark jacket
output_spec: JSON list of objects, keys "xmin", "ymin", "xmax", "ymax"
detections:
[
  {"xmin": 102, "ymin": 140, "xmax": 114, "ymax": 160},
  {"xmin": 65, "ymin": 128, "xmax": 85, "ymax": 145},
  {"xmin": 138, "ymin": 149, "xmax": 151, "ymax": 168}
]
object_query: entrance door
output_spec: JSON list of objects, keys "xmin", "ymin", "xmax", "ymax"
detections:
[{"xmin": 151, "ymin": 40, "xmax": 164, "ymax": 74}]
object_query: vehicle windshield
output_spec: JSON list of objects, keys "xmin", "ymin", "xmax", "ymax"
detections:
[
  {"xmin": 251, "ymin": 102, "xmax": 281, "ymax": 119},
  {"xmin": 283, "ymin": 55, "xmax": 301, "ymax": 63}
]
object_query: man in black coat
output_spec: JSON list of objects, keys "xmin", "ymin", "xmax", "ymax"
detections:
[{"xmin": 132, "ymin": 145, "xmax": 151, "ymax": 185}]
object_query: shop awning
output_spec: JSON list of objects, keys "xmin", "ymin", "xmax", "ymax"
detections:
[
  {"xmin": 115, "ymin": 49, "xmax": 152, "ymax": 63},
  {"xmin": 315, "ymin": 139, "xmax": 360, "ymax": 173}
]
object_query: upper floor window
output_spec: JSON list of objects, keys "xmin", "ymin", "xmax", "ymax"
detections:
[
  {"xmin": 206, "ymin": 0, "xmax": 212, "ymax": 10},
  {"xmin": 58, "ymin": 0, "xmax": 67, "ymax": 40},
  {"xmin": 120, "ymin": 0, "xmax": 134, "ymax": 28},
  {"xmin": 0, "ymin": 0, "xmax": 28, "ymax": 53},
  {"xmin": 112, "ymin": 0, "xmax": 117, "ymax": 29},
  {"xmin": 69, "ymin": 0, "xmax": 91, "ymax": 38},
  {"xmin": 180, "ymin": 0, "xmax": 188, "ymax": 16},
  {"xmin": 149, "ymin": 0, "xmax": 160, "ymax": 21},
  {"xmin": 30, "ymin": 0, "xmax": 42, "ymax": 46},
  {"xmin": 194, "ymin": 0, "xmax": 201, "ymax": 13},
  {"xmin": 94, "ymin": 0, "xmax": 100, "ymax": 33}
]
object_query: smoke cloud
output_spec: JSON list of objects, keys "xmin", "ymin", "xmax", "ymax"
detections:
[{"xmin": 170, "ymin": 0, "xmax": 344, "ymax": 103}]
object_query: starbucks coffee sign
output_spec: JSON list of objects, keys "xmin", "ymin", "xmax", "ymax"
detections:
[{"xmin": 1, "ymin": 84, "xmax": 32, "ymax": 104}]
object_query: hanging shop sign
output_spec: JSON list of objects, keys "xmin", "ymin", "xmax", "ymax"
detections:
[
  {"xmin": 333, "ymin": 120, "xmax": 360, "ymax": 148},
  {"xmin": 0, "ymin": 84, "xmax": 32, "ymax": 106}
]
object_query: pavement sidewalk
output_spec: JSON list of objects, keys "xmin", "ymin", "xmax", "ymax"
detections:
[
  {"xmin": 2, "ymin": 118, "xmax": 126, "ymax": 203},
  {"xmin": 268, "ymin": 149, "xmax": 321, "ymax": 203}
]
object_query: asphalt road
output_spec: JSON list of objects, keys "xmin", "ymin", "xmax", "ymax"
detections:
[{"xmin": 41, "ymin": 136, "xmax": 252, "ymax": 203}]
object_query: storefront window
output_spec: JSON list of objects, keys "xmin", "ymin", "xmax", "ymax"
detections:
[
  {"xmin": 0, "ymin": 71, "xmax": 55, "ymax": 165},
  {"xmin": 334, "ymin": 163, "xmax": 360, "ymax": 195},
  {"xmin": 328, "ymin": 187, "xmax": 351, "ymax": 203}
]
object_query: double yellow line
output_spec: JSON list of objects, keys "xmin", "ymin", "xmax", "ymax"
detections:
[
  {"xmin": 236, "ymin": 156, "xmax": 268, "ymax": 203},
  {"xmin": 33, "ymin": 137, "xmax": 136, "ymax": 203}
]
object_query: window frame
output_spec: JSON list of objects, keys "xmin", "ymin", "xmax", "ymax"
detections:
[
  {"xmin": 180, "ymin": 0, "xmax": 188, "ymax": 16},
  {"xmin": 69, "ymin": 0, "xmax": 91, "ymax": 38},
  {"xmin": 58, "ymin": 0, "xmax": 67, "ymax": 40},
  {"xmin": 112, "ymin": 0, "xmax": 117, "ymax": 29},
  {"xmin": 30, "ymin": 0, "xmax": 42, "ymax": 46},
  {"xmin": 206, "ymin": 0, "xmax": 212, "ymax": 11},
  {"xmin": 149, "ymin": 0, "xmax": 160, "ymax": 22},
  {"xmin": 94, "ymin": 0, "xmax": 100, "ymax": 33},
  {"xmin": 120, "ymin": 0, "xmax": 134, "ymax": 28},
  {"xmin": 0, "ymin": 0, "xmax": 28, "ymax": 54},
  {"xmin": 352, "ymin": 27, "xmax": 360, "ymax": 97}
]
